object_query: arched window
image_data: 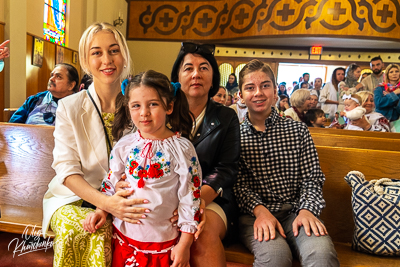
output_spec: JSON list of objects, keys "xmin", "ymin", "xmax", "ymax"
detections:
[
  {"xmin": 219, "ymin": 63, "xmax": 234, "ymax": 87},
  {"xmin": 235, "ymin": 64, "xmax": 246, "ymax": 84},
  {"xmin": 44, "ymin": 0, "xmax": 67, "ymax": 46}
]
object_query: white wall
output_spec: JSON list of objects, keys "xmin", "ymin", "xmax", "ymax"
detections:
[{"xmin": 128, "ymin": 41, "xmax": 181, "ymax": 76}]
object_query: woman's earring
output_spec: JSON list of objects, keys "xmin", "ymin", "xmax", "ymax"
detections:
[{"xmin": 124, "ymin": 65, "xmax": 127, "ymax": 68}]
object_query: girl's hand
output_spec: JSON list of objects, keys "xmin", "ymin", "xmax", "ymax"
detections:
[
  {"xmin": 115, "ymin": 173, "xmax": 131, "ymax": 193},
  {"xmin": 82, "ymin": 208, "xmax": 108, "ymax": 233},
  {"xmin": 170, "ymin": 234, "xmax": 192, "ymax": 267},
  {"xmin": 170, "ymin": 199, "xmax": 206, "ymax": 241},
  {"xmin": 104, "ymin": 190, "xmax": 150, "ymax": 224},
  {"xmin": 195, "ymin": 198, "xmax": 206, "ymax": 240}
]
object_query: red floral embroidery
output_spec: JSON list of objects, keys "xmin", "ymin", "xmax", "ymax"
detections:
[
  {"xmin": 129, "ymin": 167, "xmax": 135, "ymax": 175},
  {"xmin": 193, "ymin": 189, "xmax": 201, "ymax": 199},
  {"xmin": 152, "ymin": 163, "xmax": 161, "ymax": 169},
  {"xmin": 138, "ymin": 169, "xmax": 147, "ymax": 178},
  {"xmin": 130, "ymin": 161, "xmax": 138, "ymax": 169},
  {"xmin": 101, "ymin": 188, "xmax": 106, "ymax": 192},
  {"xmin": 194, "ymin": 210, "xmax": 200, "ymax": 222},
  {"xmin": 193, "ymin": 176, "xmax": 200, "ymax": 187},
  {"xmin": 148, "ymin": 163, "xmax": 162, "ymax": 178}
]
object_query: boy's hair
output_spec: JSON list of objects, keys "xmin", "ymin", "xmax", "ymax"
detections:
[
  {"xmin": 356, "ymin": 91, "xmax": 373, "ymax": 106},
  {"xmin": 303, "ymin": 73, "xmax": 310, "ymax": 77},
  {"xmin": 79, "ymin": 22, "xmax": 132, "ymax": 80},
  {"xmin": 290, "ymin": 89, "xmax": 310, "ymax": 108},
  {"xmin": 305, "ymin": 108, "xmax": 324, "ymax": 127},
  {"xmin": 238, "ymin": 59, "xmax": 277, "ymax": 92},
  {"xmin": 112, "ymin": 70, "xmax": 193, "ymax": 141}
]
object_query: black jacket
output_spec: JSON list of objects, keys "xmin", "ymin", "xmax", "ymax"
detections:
[{"xmin": 192, "ymin": 100, "xmax": 240, "ymax": 238}]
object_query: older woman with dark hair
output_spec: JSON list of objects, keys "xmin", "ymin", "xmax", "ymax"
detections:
[
  {"xmin": 284, "ymin": 89, "xmax": 312, "ymax": 122},
  {"xmin": 171, "ymin": 42, "xmax": 240, "ymax": 266}
]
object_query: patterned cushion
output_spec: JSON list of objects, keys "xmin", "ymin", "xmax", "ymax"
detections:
[{"xmin": 344, "ymin": 171, "xmax": 400, "ymax": 256}]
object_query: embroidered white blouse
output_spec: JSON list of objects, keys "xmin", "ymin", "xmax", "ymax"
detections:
[{"xmin": 101, "ymin": 131, "xmax": 201, "ymax": 243}]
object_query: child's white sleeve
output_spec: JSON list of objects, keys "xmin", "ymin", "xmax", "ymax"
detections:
[
  {"xmin": 174, "ymin": 139, "xmax": 202, "ymax": 234},
  {"xmin": 100, "ymin": 144, "xmax": 126, "ymax": 197}
]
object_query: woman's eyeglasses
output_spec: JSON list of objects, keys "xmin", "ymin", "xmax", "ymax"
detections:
[
  {"xmin": 181, "ymin": 42, "xmax": 215, "ymax": 55},
  {"xmin": 43, "ymin": 102, "xmax": 56, "ymax": 124}
]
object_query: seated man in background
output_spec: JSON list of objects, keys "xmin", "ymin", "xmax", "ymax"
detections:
[
  {"xmin": 9, "ymin": 63, "xmax": 79, "ymax": 125},
  {"xmin": 233, "ymin": 59, "xmax": 339, "ymax": 267}
]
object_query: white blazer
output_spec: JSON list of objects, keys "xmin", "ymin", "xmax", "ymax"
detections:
[{"xmin": 42, "ymin": 84, "xmax": 109, "ymax": 237}]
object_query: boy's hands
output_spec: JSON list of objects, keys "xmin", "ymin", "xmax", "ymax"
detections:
[
  {"xmin": 292, "ymin": 209, "xmax": 328, "ymax": 237},
  {"xmin": 253, "ymin": 205, "xmax": 286, "ymax": 241},
  {"xmin": 82, "ymin": 208, "xmax": 108, "ymax": 233}
]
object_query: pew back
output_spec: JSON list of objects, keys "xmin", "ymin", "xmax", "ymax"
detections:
[{"xmin": 0, "ymin": 123, "xmax": 55, "ymax": 236}]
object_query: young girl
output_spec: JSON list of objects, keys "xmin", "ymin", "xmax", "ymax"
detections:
[
  {"xmin": 305, "ymin": 108, "xmax": 327, "ymax": 128},
  {"xmin": 333, "ymin": 94, "xmax": 370, "ymax": 130},
  {"xmin": 83, "ymin": 70, "xmax": 201, "ymax": 267}
]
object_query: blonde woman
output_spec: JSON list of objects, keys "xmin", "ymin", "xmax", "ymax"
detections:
[
  {"xmin": 374, "ymin": 64, "xmax": 400, "ymax": 124},
  {"xmin": 357, "ymin": 91, "xmax": 390, "ymax": 132},
  {"xmin": 42, "ymin": 23, "xmax": 144, "ymax": 267}
]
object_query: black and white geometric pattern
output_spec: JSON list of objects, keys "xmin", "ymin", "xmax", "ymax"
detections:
[
  {"xmin": 345, "ymin": 172, "xmax": 400, "ymax": 256},
  {"xmin": 233, "ymin": 107, "xmax": 326, "ymax": 217}
]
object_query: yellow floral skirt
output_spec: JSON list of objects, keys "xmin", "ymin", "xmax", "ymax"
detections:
[{"xmin": 50, "ymin": 200, "xmax": 112, "ymax": 267}]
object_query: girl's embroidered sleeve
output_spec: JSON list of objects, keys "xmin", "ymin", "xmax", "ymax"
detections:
[
  {"xmin": 175, "ymin": 139, "xmax": 202, "ymax": 234},
  {"xmin": 100, "ymin": 143, "xmax": 126, "ymax": 196}
]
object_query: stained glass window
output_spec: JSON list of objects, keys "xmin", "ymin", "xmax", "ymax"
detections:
[{"xmin": 43, "ymin": 0, "xmax": 67, "ymax": 46}]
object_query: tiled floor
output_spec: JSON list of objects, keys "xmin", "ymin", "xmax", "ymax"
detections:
[{"xmin": 1, "ymin": 232, "xmax": 251, "ymax": 267}]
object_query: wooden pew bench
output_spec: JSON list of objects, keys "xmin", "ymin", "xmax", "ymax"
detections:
[
  {"xmin": 0, "ymin": 122, "xmax": 55, "ymax": 237},
  {"xmin": 1, "ymin": 122, "xmax": 399, "ymax": 266},
  {"xmin": 309, "ymin": 127, "xmax": 400, "ymax": 152},
  {"xmin": 225, "ymin": 133, "xmax": 400, "ymax": 266}
]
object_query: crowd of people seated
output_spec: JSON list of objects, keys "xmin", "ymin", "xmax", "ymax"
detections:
[{"xmin": 3, "ymin": 22, "xmax": 399, "ymax": 267}]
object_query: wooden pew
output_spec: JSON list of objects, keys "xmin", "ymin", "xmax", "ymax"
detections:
[
  {"xmin": 1, "ymin": 122, "xmax": 399, "ymax": 265},
  {"xmin": 0, "ymin": 122, "xmax": 55, "ymax": 237},
  {"xmin": 3, "ymin": 108, "xmax": 18, "ymax": 122},
  {"xmin": 309, "ymin": 127, "xmax": 400, "ymax": 152}
]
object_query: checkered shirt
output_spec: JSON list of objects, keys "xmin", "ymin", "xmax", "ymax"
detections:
[{"xmin": 233, "ymin": 107, "xmax": 326, "ymax": 217}]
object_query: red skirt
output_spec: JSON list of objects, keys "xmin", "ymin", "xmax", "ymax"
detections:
[{"xmin": 112, "ymin": 226, "xmax": 178, "ymax": 267}]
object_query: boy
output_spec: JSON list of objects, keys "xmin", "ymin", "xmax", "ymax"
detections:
[{"xmin": 234, "ymin": 59, "xmax": 339, "ymax": 267}]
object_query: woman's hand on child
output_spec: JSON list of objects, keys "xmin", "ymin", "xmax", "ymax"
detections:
[
  {"xmin": 351, "ymin": 116, "xmax": 371, "ymax": 131},
  {"xmin": 292, "ymin": 209, "xmax": 328, "ymax": 237},
  {"xmin": 105, "ymin": 190, "xmax": 150, "ymax": 224},
  {"xmin": 82, "ymin": 209, "xmax": 108, "ymax": 233}
]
